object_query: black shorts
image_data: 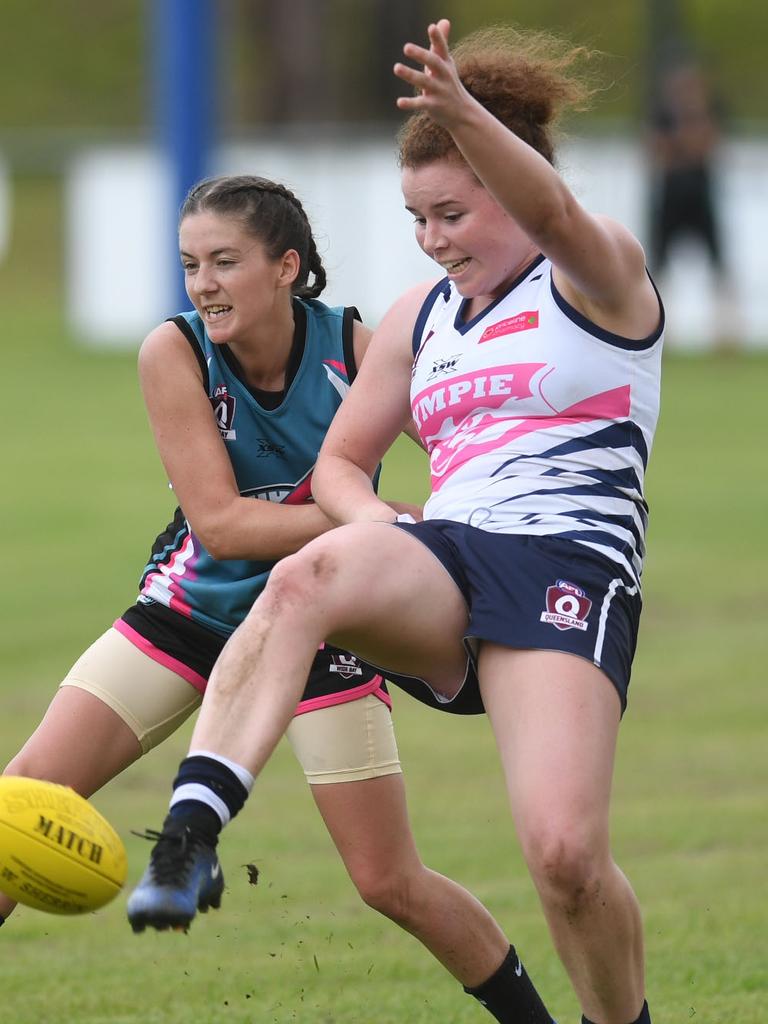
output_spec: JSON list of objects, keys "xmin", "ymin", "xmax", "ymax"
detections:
[
  {"xmin": 120, "ymin": 599, "xmax": 389, "ymax": 713},
  {"xmin": 651, "ymin": 165, "xmax": 722, "ymax": 270},
  {"xmin": 386, "ymin": 521, "xmax": 643, "ymax": 715}
]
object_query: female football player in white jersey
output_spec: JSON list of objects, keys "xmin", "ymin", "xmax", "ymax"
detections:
[
  {"xmin": 2, "ymin": 174, "xmax": 556, "ymax": 1020},
  {"xmin": 130, "ymin": 21, "xmax": 663, "ymax": 1024}
]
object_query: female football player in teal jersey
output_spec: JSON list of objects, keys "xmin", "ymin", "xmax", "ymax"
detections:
[
  {"xmin": 3, "ymin": 174, "xmax": 551, "ymax": 1020},
  {"xmin": 130, "ymin": 20, "xmax": 663, "ymax": 1024}
]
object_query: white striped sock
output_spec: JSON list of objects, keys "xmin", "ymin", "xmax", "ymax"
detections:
[
  {"xmin": 188, "ymin": 749, "xmax": 255, "ymax": 793},
  {"xmin": 170, "ymin": 783, "xmax": 230, "ymax": 827}
]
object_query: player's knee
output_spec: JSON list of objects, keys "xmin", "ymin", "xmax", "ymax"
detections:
[
  {"xmin": 246, "ymin": 557, "xmax": 309, "ymax": 625},
  {"xmin": 522, "ymin": 822, "xmax": 605, "ymax": 912},
  {"xmin": 263, "ymin": 541, "xmax": 346, "ymax": 619},
  {"xmin": 349, "ymin": 863, "xmax": 420, "ymax": 927}
]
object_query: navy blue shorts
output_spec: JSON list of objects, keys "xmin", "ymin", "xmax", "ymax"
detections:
[{"xmin": 387, "ymin": 520, "xmax": 642, "ymax": 715}]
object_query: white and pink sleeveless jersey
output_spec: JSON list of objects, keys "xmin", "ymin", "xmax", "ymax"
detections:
[{"xmin": 410, "ymin": 256, "xmax": 664, "ymax": 586}]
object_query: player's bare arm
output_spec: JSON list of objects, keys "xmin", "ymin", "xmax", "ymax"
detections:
[
  {"xmin": 312, "ymin": 281, "xmax": 434, "ymax": 525},
  {"xmin": 353, "ymin": 317, "xmax": 424, "ymax": 451},
  {"xmin": 139, "ymin": 321, "xmax": 335, "ymax": 560}
]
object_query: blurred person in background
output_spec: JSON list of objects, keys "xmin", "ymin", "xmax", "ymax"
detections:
[
  {"xmin": 3, "ymin": 174, "xmax": 555, "ymax": 1022},
  {"xmin": 129, "ymin": 18, "xmax": 662, "ymax": 1024},
  {"xmin": 647, "ymin": 50, "xmax": 740, "ymax": 350}
]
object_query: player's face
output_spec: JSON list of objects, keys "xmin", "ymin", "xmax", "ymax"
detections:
[
  {"xmin": 179, "ymin": 211, "xmax": 287, "ymax": 344},
  {"xmin": 402, "ymin": 159, "xmax": 537, "ymax": 309}
]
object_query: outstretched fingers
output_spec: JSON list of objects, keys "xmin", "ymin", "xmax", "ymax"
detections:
[
  {"xmin": 428, "ymin": 19, "xmax": 452, "ymax": 59},
  {"xmin": 394, "ymin": 19, "xmax": 453, "ymax": 113}
]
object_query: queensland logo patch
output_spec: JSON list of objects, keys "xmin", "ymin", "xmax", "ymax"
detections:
[
  {"xmin": 210, "ymin": 385, "xmax": 236, "ymax": 440},
  {"xmin": 479, "ymin": 311, "xmax": 539, "ymax": 344},
  {"xmin": 540, "ymin": 579, "xmax": 592, "ymax": 632}
]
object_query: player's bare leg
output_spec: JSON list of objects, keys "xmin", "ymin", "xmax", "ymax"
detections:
[
  {"xmin": 312, "ymin": 772, "xmax": 510, "ymax": 987},
  {"xmin": 190, "ymin": 522, "xmax": 470, "ymax": 772},
  {"xmin": 480, "ymin": 646, "xmax": 646, "ymax": 1024}
]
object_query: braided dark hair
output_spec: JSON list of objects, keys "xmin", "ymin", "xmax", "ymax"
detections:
[{"xmin": 180, "ymin": 175, "xmax": 327, "ymax": 299}]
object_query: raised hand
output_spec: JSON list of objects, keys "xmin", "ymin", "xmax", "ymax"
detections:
[{"xmin": 393, "ymin": 20, "xmax": 473, "ymax": 131}]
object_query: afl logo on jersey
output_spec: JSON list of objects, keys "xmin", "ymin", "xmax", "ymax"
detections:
[
  {"xmin": 211, "ymin": 385, "xmax": 236, "ymax": 440},
  {"xmin": 540, "ymin": 579, "xmax": 592, "ymax": 632}
]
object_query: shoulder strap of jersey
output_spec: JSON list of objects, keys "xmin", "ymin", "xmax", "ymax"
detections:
[
  {"xmin": 168, "ymin": 314, "xmax": 210, "ymax": 392},
  {"xmin": 342, "ymin": 306, "xmax": 361, "ymax": 384},
  {"xmin": 412, "ymin": 279, "xmax": 451, "ymax": 357}
]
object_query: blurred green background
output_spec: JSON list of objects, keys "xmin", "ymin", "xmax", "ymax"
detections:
[
  {"xmin": 3, "ymin": 0, "xmax": 768, "ymax": 142},
  {"xmin": 2, "ymin": 3, "xmax": 768, "ymax": 1023}
]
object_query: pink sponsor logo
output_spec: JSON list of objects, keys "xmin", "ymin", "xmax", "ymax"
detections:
[
  {"xmin": 479, "ymin": 311, "xmax": 539, "ymax": 343},
  {"xmin": 412, "ymin": 362, "xmax": 545, "ymax": 437}
]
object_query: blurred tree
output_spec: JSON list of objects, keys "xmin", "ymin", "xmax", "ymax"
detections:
[
  {"xmin": 235, "ymin": 0, "xmax": 440, "ymax": 126},
  {"xmin": 228, "ymin": 0, "xmax": 644, "ymax": 130},
  {"xmin": 241, "ymin": 0, "xmax": 338, "ymax": 122},
  {"xmin": 365, "ymin": 0, "xmax": 443, "ymax": 119}
]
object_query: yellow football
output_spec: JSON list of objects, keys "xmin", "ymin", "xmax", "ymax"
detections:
[{"xmin": 0, "ymin": 777, "xmax": 127, "ymax": 915}]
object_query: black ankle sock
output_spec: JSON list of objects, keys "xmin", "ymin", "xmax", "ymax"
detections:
[
  {"xmin": 582, "ymin": 1000, "xmax": 651, "ymax": 1024},
  {"xmin": 464, "ymin": 945, "xmax": 554, "ymax": 1023}
]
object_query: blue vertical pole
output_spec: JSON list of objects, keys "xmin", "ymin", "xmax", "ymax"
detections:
[{"xmin": 152, "ymin": 0, "xmax": 217, "ymax": 313}]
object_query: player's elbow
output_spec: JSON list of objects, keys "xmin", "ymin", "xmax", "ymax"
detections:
[
  {"xmin": 199, "ymin": 532, "xmax": 233, "ymax": 562},
  {"xmin": 202, "ymin": 535, "xmax": 236, "ymax": 561},
  {"xmin": 190, "ymin": 514, "xmax": 241, "ymax": 561},
  {"xmin": 311, "ymin": 452, "xmax": 340, "ymax": 507}
]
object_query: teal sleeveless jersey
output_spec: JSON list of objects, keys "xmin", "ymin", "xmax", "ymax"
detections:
[{"xmin": 138, "ymin": 299, "xmax": 369, "ymax": 636}]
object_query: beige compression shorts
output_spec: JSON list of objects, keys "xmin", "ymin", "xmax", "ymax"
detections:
[{"xmin": 61, "ymin": 627, "xmax": 401, "ymax": 784}]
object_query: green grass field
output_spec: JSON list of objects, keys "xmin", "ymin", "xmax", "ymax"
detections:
[{"xmin": 2, "ymin": 178, "xmax": 767, "ymax": 1022}]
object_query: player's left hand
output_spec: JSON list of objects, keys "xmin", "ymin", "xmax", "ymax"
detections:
[
  {"xmin": 393, "ymin": 19, "xmax": 472, "ymax": 132},
  {"xmin": 385, "ymin": 500, "xmax": 424, "ymax": 522}
]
